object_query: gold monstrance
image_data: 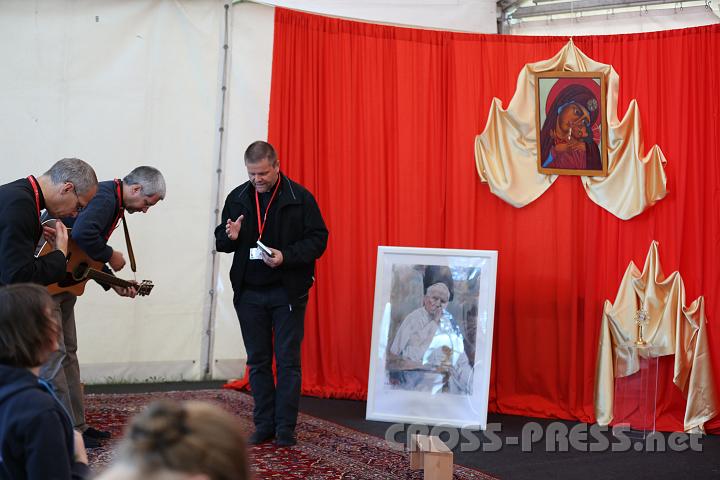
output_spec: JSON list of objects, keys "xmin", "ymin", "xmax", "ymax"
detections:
[{"xmin": 634, "ymin": 308, "xmax": 649, "ymax": 346}]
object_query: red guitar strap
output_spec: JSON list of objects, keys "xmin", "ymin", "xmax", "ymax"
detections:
[{"xmin": 26, "ymin": 176, "xmax": 41, "ymax": 224}]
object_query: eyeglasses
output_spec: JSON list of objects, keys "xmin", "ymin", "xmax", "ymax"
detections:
[{"xmin": 71, "ymin": 188, "xmax": 85, "ymax": 213}]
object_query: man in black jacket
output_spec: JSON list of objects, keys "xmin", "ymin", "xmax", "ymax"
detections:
[
  {"xmin": 215, "ymin": 141, "xmax": 328, "ymax": 447},
  {"xmin": 0, "ymin": 158, "xmax": 98, "ymax": 287},
  {"xmin": 41, "ymin": 166, "xmax": 166, "ymax": 447}
]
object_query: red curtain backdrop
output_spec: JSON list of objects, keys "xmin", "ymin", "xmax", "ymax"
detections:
[{"xmin": 267, "ymin": 8, "xmax": 720, "ymax": 432}]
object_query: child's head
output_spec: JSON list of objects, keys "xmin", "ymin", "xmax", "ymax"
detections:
[
  {"xmin": 571, "ymin": 120, "xmax": 590, "ymax": 141},
  {"xmin": 0, "ymin": 283, "xmax": 58, "ymax": 368},
  {"xmin": 99, "ymin": 400, "xmax": 251, "ymax": 480}
]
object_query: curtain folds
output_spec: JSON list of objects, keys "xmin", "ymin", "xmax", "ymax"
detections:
[
  {"xmin": 267, "ymin": 8, "xmax": 720, "ymax": 432},
  {"xmin": 474, "ymin": 39, "xmax": 669, "ymax": 220},
  {"xmin": 595, "ymin": 241, "xmax": 718, "ymax": 432}
]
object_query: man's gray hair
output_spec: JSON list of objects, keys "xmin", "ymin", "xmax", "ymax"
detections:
[
  {"xmin": 123, "ymin": 166, "xmax": 166, "ymax": 199},
  {"xmin": 43, "ymin": 158, "xmax": 98, "ymax": 195},
  {"xmin": 425, "ymin": 282, "xmax": 450, "ymax": 300}
]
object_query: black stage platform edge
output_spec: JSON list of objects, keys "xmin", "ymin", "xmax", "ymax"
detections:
[
  {"xmin": 84, "ymin": 384, "xmax": 720, "ymax": 480},
  {"xmin": 300, "ymin": 396, "xmax": 720, "ymax": 480},
  {"xmin": 85, "ymin": 380, "xmax": 226, "ymax": 394}
]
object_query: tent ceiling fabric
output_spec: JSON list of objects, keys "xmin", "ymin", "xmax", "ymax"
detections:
[
  {"xmin": 245, "ymin": 0, "xmax": 499, "ymax": 33},
  {"xmin": 246, "ymin": 0, "xmax": 720, "ymax": 35}
]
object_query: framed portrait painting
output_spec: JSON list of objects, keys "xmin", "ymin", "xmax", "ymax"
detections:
[
  {"xmin": 365, "ymin": 246, "xmax": 498, "ymax": 429},
  {"xmin": 535, "ymin": 71, "xmax": 608, "ymax": 176}
]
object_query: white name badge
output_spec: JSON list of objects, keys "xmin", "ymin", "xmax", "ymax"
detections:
[{"xmin": 249, "ymin": 247, "xmax": 263, "ymax": 260}]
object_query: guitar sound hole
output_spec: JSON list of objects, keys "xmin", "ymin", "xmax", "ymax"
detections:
[
  {"xmin": 57, "ymin": 273, "xmax": 80, "ymax": 288},
  {"xmin": 72, "ymin": 263, "xmax": 90, "ymax": 281}
]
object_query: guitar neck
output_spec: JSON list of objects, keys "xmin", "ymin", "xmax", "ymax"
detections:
[{"xmin": 85, "ymin": 268, "xmax": 135, "ymax": 289}]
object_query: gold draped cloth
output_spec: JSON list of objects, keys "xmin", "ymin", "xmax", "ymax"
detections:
[
  {"xmin": 474, "ymin": 40, "xmax": 667, "ymax": 220},
  {"xmin": 594, "ymin": 241, "xmax": 717, "ymax": 432}
]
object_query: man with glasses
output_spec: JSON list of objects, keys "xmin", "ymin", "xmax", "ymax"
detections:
[
  {"xmin": 40, "ymin": 166, "xmax": 166, "ymax": 448},
  {"xmin": 71, "ymin": 189, "xmax": 86, "ymax": 213},
  {"xmin": 0, "ymin": 159, "xmax": 97, "ymax": 456},
  {"xmin": 0, "ymin": 158, "xmax": 98, "ymax": 287}
]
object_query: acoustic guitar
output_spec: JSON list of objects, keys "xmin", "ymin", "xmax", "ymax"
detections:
[{"xmin": 37, "ymin": 236, "xmax": 154, "ymax": 297}]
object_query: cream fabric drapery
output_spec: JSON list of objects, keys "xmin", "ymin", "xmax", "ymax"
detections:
[
  {"xmin": 594, "ymin": 241, "xmax": 717, "ymax": 432},
  {"xmin": 474, "ymin": 40, "xmax": 667, "ymax": 220}
]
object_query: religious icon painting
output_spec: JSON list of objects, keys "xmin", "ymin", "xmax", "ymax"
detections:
[
  {"xmin": 365, "ymin": 246, "xmax": 498, "ymax": 429},
  {"xmin": 535, "ymin": 71, "xmax": 608, "ymax": 176}
]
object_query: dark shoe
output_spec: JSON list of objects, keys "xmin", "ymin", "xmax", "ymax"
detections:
[
  {"xmin": 84, "ymin": 426, "xmax": 111, "ymax": 439},
  {"xmin": 275, "ymin": 430, "xmax": 297, "ymax": 447},
  {"xmin": 248, "ymin": 429, "xmax": 275, "ymax": 445},
  {"xmin": 81, "ymin": 433, "xmax": 103, "ymax": 449}
]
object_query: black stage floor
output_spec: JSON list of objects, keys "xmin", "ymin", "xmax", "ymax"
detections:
[{"xmin": 87, "ymin": 382, "xmax": 720, "ymax": 479}]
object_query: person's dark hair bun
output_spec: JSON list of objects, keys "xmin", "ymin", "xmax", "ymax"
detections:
[
  {"xmin": 129, "ymin": 400, "xmax": 189, "ymax": 452},
  {"xmin": 113, "ymin": 400, "xmax": 251, "ymax": 480}
]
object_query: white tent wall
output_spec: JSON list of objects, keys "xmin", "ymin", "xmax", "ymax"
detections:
[
  {"xmin": 209, "ymin": 2, "xmax": 275, "ymax": 380},
  {"xmin": 0, "ymin": 0, "xmax": 227, "ymax": 383}
]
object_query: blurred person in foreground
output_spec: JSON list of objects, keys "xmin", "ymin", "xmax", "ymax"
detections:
[
  {"xmin": 0, "ymin": 283, "xmax": 89, "ymax": 480},
  {"xmin": 96, "ymin": 399, "xmax": 251, "ymax": 480}
]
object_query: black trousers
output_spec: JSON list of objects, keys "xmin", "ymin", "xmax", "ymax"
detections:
[{"xmin": 234, "ymin": 285, "xmax": 306, "ymax": 434}]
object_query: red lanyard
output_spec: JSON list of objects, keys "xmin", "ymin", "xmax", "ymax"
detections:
[
  {"xmin": 26, "ymin": 176, "xmax": 41, "ymax": 222},
  {"xmin": 255, "ymin": 175, "xmax": 281, "ymax": 241},
  {"xmin": 106, "ymin": 179, "xmax": 124, "ymax": 240}
]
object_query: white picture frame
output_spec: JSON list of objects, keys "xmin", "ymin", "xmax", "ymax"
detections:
[{"xmin": 365, "ymin": 246, "xmax": 498, "ymax": 429}]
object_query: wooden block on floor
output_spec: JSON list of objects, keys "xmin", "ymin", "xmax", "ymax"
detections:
[{"xmin": 409, "ymin": 433, "xmax": 453, "ymax": 480}]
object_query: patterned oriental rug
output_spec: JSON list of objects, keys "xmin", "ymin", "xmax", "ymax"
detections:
[{"xmin": 85, "ymin": 389, "xmax": 496, "ymax": 479}]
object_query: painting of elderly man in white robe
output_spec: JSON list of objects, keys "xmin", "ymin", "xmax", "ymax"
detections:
[{"xmin": 385, "ymin": 264, "xmax": 480, "ymax": 396}]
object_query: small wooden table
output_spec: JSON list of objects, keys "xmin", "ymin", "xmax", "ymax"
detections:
[{"xmin": 409, "ymin": 434, "xmax": 453, "ymax": 480}]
